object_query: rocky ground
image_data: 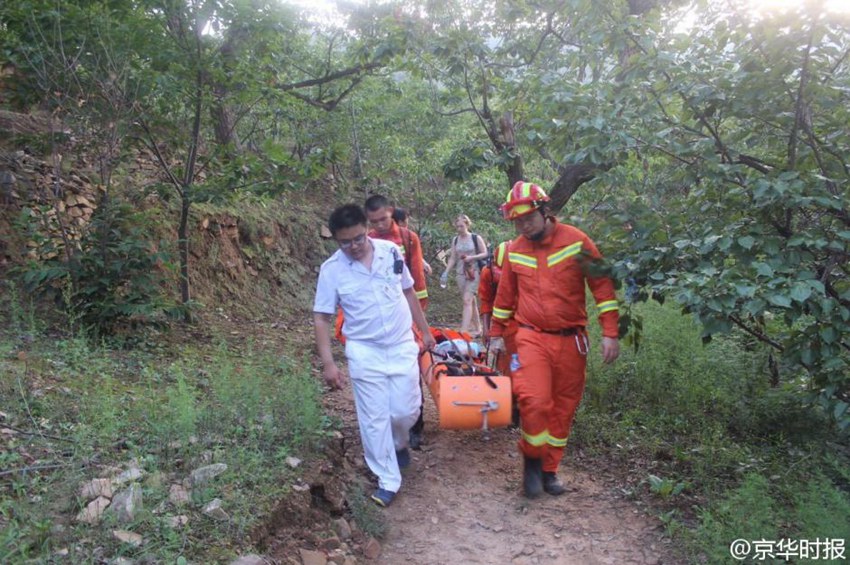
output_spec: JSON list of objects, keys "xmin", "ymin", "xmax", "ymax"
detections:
[{"xmin": 288, "ymin": 384, "xmax": 677, "ymax": 565}]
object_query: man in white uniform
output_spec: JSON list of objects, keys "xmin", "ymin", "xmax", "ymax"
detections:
[{"xmin": 314, "ymin": 204, "xmax": 435, "ymax": 507}]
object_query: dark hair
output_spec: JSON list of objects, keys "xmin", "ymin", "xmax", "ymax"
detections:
[
  {"xmin": 364, "ymin": 194, "xmax": 391, "ymax": 212},
  {"xmin": 328, "ymin": 204, "xmax": 367, "ymax": 236},
  {"xmin": 392, "ymin": 207, "xmax": 407, "ymax": 223}
]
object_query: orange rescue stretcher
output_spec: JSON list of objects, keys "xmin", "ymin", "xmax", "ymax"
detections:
[{"xmin": 417, "ymin": 327, "xmax": 512, "ymax": 431}]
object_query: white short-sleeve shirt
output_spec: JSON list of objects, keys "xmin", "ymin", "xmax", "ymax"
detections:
[{"xmin": 314, "ymin": 237, "xmax": 415, "ymax": 346}]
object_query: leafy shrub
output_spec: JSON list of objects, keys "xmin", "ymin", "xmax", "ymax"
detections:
[
  {"xmin": 16, "ymin": 197, "xmax": 184, "ymax": 337},
  {"xmin": 586, "ymin": 302, "xmax": 756, "ymax": 428}
]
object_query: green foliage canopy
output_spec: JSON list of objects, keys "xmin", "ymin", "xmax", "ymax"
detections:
[{"xmin": 585, "ymin": 2, "xmax": 850, "ymax": 426}]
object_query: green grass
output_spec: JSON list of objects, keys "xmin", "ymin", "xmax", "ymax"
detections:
[
  {"xmin": 346, "ymin": 483, "xmax": 387, "ymax": 540},
  {"xmin": 0, "ymin": 323, "xmax": 327, "ymax": 563},
  {"xmin": 3, "ymin": 281, "xmax": 848, "ymax": 564},
  {"xmin": 575, "ymin": 300, "xmax": 850, "ymax": 563}
]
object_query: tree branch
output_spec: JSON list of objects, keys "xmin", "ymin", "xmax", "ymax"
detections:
[
  {"xmin": 0, "ymin": 462, "xmax": 83, "ymax": 478},
  {"xmin": 286, "ymin": 76, "xmax": 366, "ymax": 111},
  {"xmin": 134, "ymin": 118, "xmax": 184, "ymax": 196},
  {"xmin": 632, "ymin": 135, "xmax": 699, "ymax": 166},
  {"xmin": 729, "ymin": 315, "xmax": 784, "ymax": 351},
  {"xmin": 1, "ymin": 424, "xmax": 77, "ymax": 444},
  {"xmin": 276, "ymin": 60, "xmax": 384, "ymax": 92},
  {"xmin": 788, "ymin": 27, "xmax": 814, "ymax": 169},
  {"xmin": 548, "ymin": 163, "xmax": 601, "ymax": 212},
  {"xmin": 462, "ymin": 64, "xmax": 496, "ymax": 148},
  {"xmin": 736, "ymin": 154, "xmax": 774, "ymax": 174}
]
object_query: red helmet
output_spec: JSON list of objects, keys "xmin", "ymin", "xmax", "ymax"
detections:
[{"xmin": 500, "ymin": 181, "xmax": 549, "ymax": 220}]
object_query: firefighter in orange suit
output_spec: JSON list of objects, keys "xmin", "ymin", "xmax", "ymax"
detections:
[
  {"xmin": 365, "ymin": 195, "xmax": 429, "ymax": 310},
  {"xmin": 489, "ymin": 181, "xmax": 620, "ymax": 498},
  {"xmin": 478, "ymin": 241, "xmax": 517, "ymax": 377}
]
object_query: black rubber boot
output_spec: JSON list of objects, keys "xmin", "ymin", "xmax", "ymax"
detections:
[
  {"xmin": 543, "ymin": 471, "xmax": 567, "ymax": 496},
  {"xmin": 523, "ymin": 456, "xmax": 543, "ymax": 498},
  {"xmin": 509, "ymin": 398, "xmax": 521, "ymax": 429},
  {"xmin": 408, "ymin": 428, "xmax": 422, "ymax": 450}
]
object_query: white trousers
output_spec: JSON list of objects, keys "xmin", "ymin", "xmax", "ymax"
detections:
[{"xmin": 345, "ymin": 337, "xmax": 422, "ymax": 493}]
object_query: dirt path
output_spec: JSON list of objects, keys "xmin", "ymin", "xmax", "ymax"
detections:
[
  {"xmin": 324, "ymin": 381, "xmax": 677, "ymax": 565},
  {"xmin": 260, "ymin": 290, "xmax": 678, "ymax": 563}
]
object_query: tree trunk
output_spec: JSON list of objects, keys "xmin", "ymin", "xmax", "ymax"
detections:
[
  {"xmin": 210, "ymin": 94, "xmax": 242, "ymax": 154},
  {"xmin": 505, "ymin": 154, "xmax": 524, "ymax": 188},
  {"xmin": 178, "ymin": 193, "xmax": 191, "ymax": 315},
  {"xmin": 209, "ymin": 24, "xmax": 245, "ymax": 156},
  {"xmin": 548, "ymin": 163, "xmax": 599, "ymax": 213},
  {"xmin": 498, "ymin": 112, "xmax": 523, "ymax": 187}
]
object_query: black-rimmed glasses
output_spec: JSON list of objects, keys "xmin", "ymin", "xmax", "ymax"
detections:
[{"xmin": 337, "ymin": 233, "xmax": 367, "ymax": 249}]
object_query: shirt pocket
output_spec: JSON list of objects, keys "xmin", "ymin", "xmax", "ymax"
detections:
[
  {"xmin": 338, "ymin": 282, "xmax": 364, "ymax": 300},
  {"xmin": 381, "ymin": 275, "xmax": 403, "ymax": 300},
  {"xmin": 512, "ymin": 263, "xmax": 537, "ymax": 280},
  {"xmin": 548, "ymin": 253, "xmax": 581, "ymax": 280}
]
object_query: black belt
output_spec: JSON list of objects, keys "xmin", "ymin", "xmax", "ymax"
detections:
[{"xmin": 519, "ymin": 324, "xmax": 582, "ymax": 336}]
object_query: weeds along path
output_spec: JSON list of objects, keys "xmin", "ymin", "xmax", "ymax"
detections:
[{"xmin": 314, "ymin": 284, "xmax": 678, "ymax": 564}]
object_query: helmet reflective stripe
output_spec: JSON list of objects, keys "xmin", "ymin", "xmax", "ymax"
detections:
[
  {"xmin": 508, "ymin": 203, "xmax": 535, "ymax": 218},
  {"xmin": 506, "ymin": 181, "xmax": 536, "ymax": 203},
  {"xmin": 501, "ymin": 180, "xmax": 550, "ymax": 220}
]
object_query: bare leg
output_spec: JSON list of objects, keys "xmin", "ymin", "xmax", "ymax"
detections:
[
  {"xmin": 470, "ymin": 294, "xmax": 482, "ymax": 335},
  {"xmin": 460, "ymin": 290, "xmax": 476, "ymax": 334}
]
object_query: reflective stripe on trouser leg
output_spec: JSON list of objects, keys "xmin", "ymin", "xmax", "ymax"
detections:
[
  {"xmin": 512, "ymin": 327, "xmax": 556, "ymax": 461},
  {"xmin": 543, "ymin": 331, "xmax": 588, "ymax": 473},
  {"xmin": 346, "ymin": 337, "xmax": 422, "ymax": 493}
]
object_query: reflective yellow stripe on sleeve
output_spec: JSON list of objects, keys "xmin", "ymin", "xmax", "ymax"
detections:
[
  {"xmin": 493, "ymin": 307, "xmax": 513, "ymax": 321},
  {"xmin": 416, "ymin": 289, "xmax": 429, "ymax": 300},
  {"xmin": 597, "ymin": 300, "xmax": 619, "ymax": 314}
]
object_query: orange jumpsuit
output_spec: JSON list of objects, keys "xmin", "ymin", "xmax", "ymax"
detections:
[
  {"xmin": 491, "ymin": 220, "xmax": 618, "ymax": 472},
  {"xmin": 478, "ymin": 264, "xmax": 517, "ymax": 377},
  {"xmin": 334, "ymin": 222, "xmax": 429, "ymax": 342}
]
